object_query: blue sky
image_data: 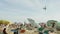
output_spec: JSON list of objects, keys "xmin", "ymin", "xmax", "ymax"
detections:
[{"xmin": 0, "ymin": 0, "xmax": 60, "ymax": 23}]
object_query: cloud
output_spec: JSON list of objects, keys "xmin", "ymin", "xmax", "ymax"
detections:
[
  {"xmin": 5, "ymin": 0, "xmax": 43, "ymax": 11},
  {"xmin": 0, "ymin": 0, "xmax": 60, "ymax": 22},
  {"xmin": 5, "ymin": 0, "xmax": 34, "ymax": 7}
]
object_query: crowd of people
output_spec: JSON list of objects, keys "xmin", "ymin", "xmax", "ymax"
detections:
[{"xmin": 0, "ymin": 22, "xmax": 57, "ymax": 34}]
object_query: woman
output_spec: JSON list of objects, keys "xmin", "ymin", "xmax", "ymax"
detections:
[{"xmin": 3, "ymin": 28, "xmax": 7, "ymax": 34}]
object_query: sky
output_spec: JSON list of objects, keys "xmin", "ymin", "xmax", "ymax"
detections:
[{"xmin": 0, "ymin": 0, "xmax": 60, "ymax": 23}]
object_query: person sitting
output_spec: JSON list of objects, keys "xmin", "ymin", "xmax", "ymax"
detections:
[{"xmin": 49, "ymin": 30, "xmax": 56, "ymax": 34}]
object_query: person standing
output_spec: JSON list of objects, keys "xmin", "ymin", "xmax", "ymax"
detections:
[
  {"xmin": 11, "ymin": 28, "xmax": 18, "ymax": 34},
  {"xmin": 38, "ymin": 26, "xmax": 44, "ymax": 34},
  {"xmin": 3, "ymin": 28, "xmax": 7, "ymax": 34}
]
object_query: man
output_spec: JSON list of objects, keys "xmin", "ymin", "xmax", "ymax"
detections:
[
  {"xmin": 3, "ymin": 28, "xmax": 7, "ymax": 34},
  {"xmin": 38, "ymin": 26, "xmax": 44, "ymax": 34}
]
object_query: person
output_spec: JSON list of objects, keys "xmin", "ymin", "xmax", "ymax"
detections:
[
  {"xmin": 43, "ymin": 30, "xmax": 49, "ymax": 34},
  {"xmin": 11, "ymin": 28, "xmax": 19, "ymax": 34},
  {"xmin": 38, "ymin": 26, "xmax": 44, "ymax": 34},
  {"xmin": 43, "ymin": 25, "xmax": 49, "ymax": 34},
  {"xmin": 3, "ymin": 28, "xmax": 7, "ymax": 34},
  {"xmin": 52, "ymin": 23, "xmax": 55, "ymax": 28},
  {"xmin": 49, "ymin": 30, "xmax": 56, "ymax": 34}
]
